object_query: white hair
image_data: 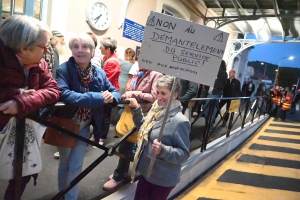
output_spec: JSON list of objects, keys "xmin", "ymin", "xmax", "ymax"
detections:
[
  {"xmin": 0, "ymin": 15, "xmax": 51, "ymax": 52},
  {"xmin": 68, "ymin": 33, "xmax": 95, "ymax": 51}
]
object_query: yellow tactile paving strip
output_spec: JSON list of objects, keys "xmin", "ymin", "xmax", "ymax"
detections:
[{"xmin": 176, "ymin": 118, "xmax": 300, "ymax": 200}]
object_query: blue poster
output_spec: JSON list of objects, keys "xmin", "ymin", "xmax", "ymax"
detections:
[{"xmin": 123, "ymin": 18, "xmax": 145, "ymax": 43}]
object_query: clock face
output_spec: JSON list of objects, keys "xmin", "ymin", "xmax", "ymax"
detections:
[{"xmin": 86, "ymin": 2, "xmax": 111, "ymax": 31}]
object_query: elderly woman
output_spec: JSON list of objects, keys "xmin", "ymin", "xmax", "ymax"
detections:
[
  {"xmin": 103, "ymin": 68, "xmax": 163, "ymax": 190},
  {"xmin": 98, "ymin": 37, "xmax": 121, "ymax": 145},
  {"xmin": 0, "ymin": 15, "xmax": 60, "ymax": 199},
  {"xmin": 128, "ymin": 75, "xmax": 190, "ymax": 200},
  {"xmin": 56, "ymin": 33, "xmax": 120, "ymax": 199}
]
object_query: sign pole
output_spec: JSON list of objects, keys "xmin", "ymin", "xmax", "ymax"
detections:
[{"xmin": 147, "ymin": 76, "xmax": 179, "ymax": 178}]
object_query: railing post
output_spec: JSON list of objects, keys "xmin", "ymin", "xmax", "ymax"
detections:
[
  {"xmin": 226, "ymin": 112, "xmax": 234, "ymax": 137},
  {"xmin": 201, "ymin": 100, "xmax": 214, "ymax": 152},
  {"xmin": 14, "ymin": 117, "xmax": 26, "ymax": 200},
  {"xmin": 241, "ymin": 98, "xmax": 250, "ymax": 128},
  {"xmin": 251, "ymin": 99, "xmax": 257, "ymax": 123},
  {"xmin": 258, "ymin": 97, "xmax": 263, "ymax": 118}
]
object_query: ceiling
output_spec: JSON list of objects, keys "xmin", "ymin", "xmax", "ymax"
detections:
[{"xmin": 183, "ymin": 0, "xmax": 300, "ymax": 42}]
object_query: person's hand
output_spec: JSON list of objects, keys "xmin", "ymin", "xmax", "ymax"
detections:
[
  {"xmin": 0, "ymin": 100, "xmax": 18, "ymax": 114},
  {"xmin": 23, "ymin": 89, "xmax": 36, "ymax": 94},
  {"xmin": 127, "ymin": 98, "xmax": 139, "ymax": 109},
  {"xmin": 102, "ymin": 90, "xmax": 114, "ymax": 103},
  {"xmin": 152, "ymin": 139, "xmax": 162, "ymax": 155},
  {"xmin": 121, "ymin": 92, "xmax": 127, "ymax": 100},
  {"xmin": 20, "ymin": 86, "xmax": 35, "ymax": 94}
]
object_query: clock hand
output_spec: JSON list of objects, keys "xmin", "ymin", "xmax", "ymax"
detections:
[{"xmin": 94, "ymin": 14, "xmax": 102, "ymax": 24}]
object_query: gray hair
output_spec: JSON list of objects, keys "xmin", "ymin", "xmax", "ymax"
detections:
[
  {"xmin": 68, "ymin": 33, "xmax": 95, "ymax": 51},
  {"xmin": 156, "ymin": 75, "xmax": 182, "ymax": 98},
  {"xmin": 100, "ymin": 37, "xmax": 117, "ymax": 54},
  {"xmin": 0, "ymin": 15, "xmax": 51, "ymax": 53}
]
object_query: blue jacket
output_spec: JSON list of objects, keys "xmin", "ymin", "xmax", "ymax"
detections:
[{"xmin": 56, "ymin": 57, "xmax": 120, "ymax": 129}]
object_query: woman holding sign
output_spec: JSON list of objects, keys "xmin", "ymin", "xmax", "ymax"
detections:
[{"xmin": 127, "ymin": 75, "xmax": 190, "ymax": 200}]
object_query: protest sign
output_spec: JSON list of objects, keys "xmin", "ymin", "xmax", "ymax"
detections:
[{"xmin": 139, "ymin": 11, "xmax": 229, "ymax": 86}]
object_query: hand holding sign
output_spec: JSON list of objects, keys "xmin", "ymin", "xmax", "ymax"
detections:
[{"xmin": 135, "ymin": 11, "xmax": 229, "ymax": 179}]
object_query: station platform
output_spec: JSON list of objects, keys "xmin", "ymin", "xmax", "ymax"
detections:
[
  {"xmin": 0, "ymin": 103, "xmax": 299, "ymax": 199},
  {"xmin": 175, "ymin": 118, "xmax": 300, "ymax": 200}
]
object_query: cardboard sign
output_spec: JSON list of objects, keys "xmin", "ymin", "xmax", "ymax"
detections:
[
  {"xmin": 138, "ymin": 11, "xmax": 229, "ymax": 86},
  {"xmin": 229, "ymin": 99, "xmax": 241, "ymax": 113}
]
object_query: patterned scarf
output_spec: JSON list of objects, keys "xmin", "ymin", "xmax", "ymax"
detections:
[
  {"xmin": 130, "ymin": 99, "xmax": 182, "ymax": 182},
  {"xmin": 75, "ymin": 62, "xmax": 93, "ymax": 122}
]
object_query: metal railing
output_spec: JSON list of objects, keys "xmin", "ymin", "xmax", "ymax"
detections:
[
  {"xmin": 189, "ymin": 96, "xmax": 269, "ymax": 151},
  {"xmin": 9, "ymin": 96, "xmax": 270, "ymax": 199}
]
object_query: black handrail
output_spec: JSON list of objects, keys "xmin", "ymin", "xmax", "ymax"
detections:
[
  {"xmin": 14, "ymin": 118, "xmax": 26, "ymax": 200},
  {"xmin": 193, "ymin": 96, "xmax": 269, "ymax": 152},
  {"xmin": 11, "ymin": 96, "xmax": 270, "ymax": 199}
]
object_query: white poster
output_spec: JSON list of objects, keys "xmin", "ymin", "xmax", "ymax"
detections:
[{"xmin": 139, "ymin": 11, "xmax": 229, "ymax": 86}]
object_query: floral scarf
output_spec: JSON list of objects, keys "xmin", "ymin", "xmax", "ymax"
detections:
[
  {"xmin": 75, "ymin": 62, "xmax": 93, "ymax": 122},
  {"xmin": 130, "ymin": 99, "xmax": 182, "ymax": 182}
]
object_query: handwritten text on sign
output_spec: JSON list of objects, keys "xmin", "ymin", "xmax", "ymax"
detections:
[{"xmin": 138, "ymin": 12, "xmax": 229, "ymax": 86}]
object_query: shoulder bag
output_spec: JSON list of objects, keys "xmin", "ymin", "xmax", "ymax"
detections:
[
  {"xmin": 115, "ymin": 105, "xmax": 139, "ymax": 143},
  {"xmin": 44, "ymin": 116, "xmax": 80, "ymax": 148}
]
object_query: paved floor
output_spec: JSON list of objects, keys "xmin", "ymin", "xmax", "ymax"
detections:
[{"xmin": 175, "ymin": 118, "xmax": 300, "ymax": 200}]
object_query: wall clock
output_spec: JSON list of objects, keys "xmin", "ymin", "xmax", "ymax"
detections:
[{"xmin": 86, "ymin": 1, "xmax": 111, "ymax": 31}]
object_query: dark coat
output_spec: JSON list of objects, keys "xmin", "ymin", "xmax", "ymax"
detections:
[
  {"xmin": 211, "ymin": 67, "xmax": 228, "ymax": 95},
  {"xmin": 179, "ymin": 79, "xmax": 198, "ymax": 107},
  {"xmin": 0, "ymin": 39, "xmax": 60, "ymax": 130},
  {"xmin": 223, "ymin": 78, "xmax": 241, "ymax": 97},
  {"xmin": 246, "ymin": 82, "xmax": 255, "ymax": 96},
  {"xmin": 293, "ymin": 92, "xmax": 300, "ymax": 103}
]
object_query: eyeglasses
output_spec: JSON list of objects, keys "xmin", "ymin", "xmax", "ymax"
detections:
[{"xmin": 36, "ymin": 43, "xmax": 50, "ymax": 53}]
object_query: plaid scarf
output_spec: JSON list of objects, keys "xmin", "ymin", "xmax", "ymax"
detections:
[{"xmin": 75, "ymin": 63, "xmax": 93, "ymax": 122}]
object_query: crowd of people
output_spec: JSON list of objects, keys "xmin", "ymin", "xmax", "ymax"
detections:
[
  {"xmin": 0, "ymin": 14, "xmax": 299, "ymax": 200},
  {"xmin": 0, "ymin": 15, "xmax": 190, "ymax": 200},
  {"xmin": 267, "ymin": 85, "xmax": 300, "ymax": 122}
]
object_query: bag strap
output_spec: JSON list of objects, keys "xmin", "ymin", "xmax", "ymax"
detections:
[
  {"xmin": 136, "ymin": 70, "xmax": 151, "ymax": 88},
  {"xmin": 101, "ymin": 57, "xmax": 120, "ymax": 68}
]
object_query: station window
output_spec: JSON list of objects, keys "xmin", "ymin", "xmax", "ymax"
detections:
[
  {"xmin": 1, "ymin": 0, "xmax": 42, "ymax": 20},
  {"xmin": 162, "ymin": 5, "xmax": 183, "ymax": 19},
  {"xmin": 34, "ymin": 0, "xmax": 41, "ymax": 20}
]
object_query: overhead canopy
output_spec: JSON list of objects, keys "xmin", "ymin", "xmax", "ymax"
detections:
[{"xmin": 182, "ymin": 0, "xmax": 300, "ymax": 42}]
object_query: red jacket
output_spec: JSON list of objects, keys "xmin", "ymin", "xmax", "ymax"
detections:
[
  {"xmin": 102, "ymin": 53, "xmax": 121, "ymax": 91},
  {"xmin": 0, "ymin": 39, "xmax": 60, "ymax": 130}
]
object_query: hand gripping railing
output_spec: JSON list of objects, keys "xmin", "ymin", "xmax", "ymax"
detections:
[
  {"xmin": 10, "ymin": 100, "xmax": 143, "ymax": 200},
  {"xmin": 10, "ymin": 97, "xmax": 269, "ymax": 199}
]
